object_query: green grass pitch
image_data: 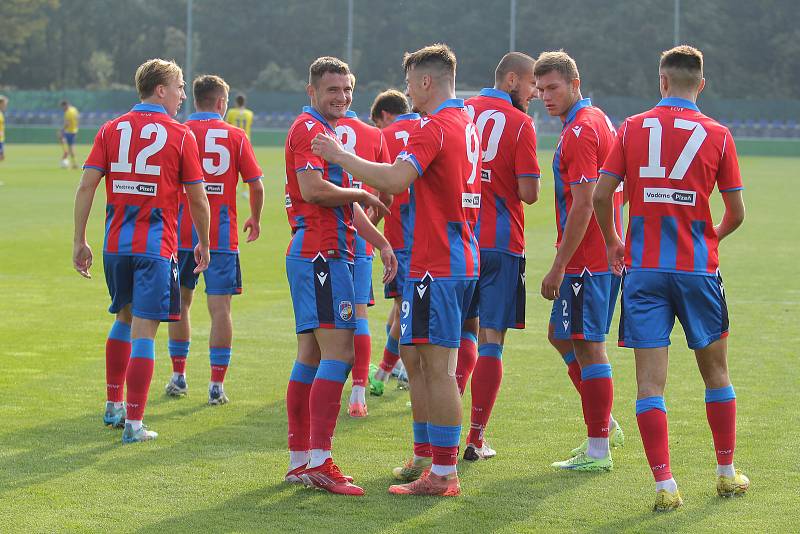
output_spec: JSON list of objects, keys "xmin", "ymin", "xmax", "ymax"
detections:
[{"xmin": 0, "ymin": 144, "xmax": 797, "ymax": 532}]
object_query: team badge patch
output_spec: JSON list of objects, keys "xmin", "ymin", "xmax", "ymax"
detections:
[{"xmin": 339, "ymin": 300, "xmax": 353, "ymax": 321}]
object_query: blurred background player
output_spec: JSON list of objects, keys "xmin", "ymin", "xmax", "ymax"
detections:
[
  {"xmin": 164, "ymin": 74, "xmax": 264, "ymax": 405},
  {"xmin": 459, "ymin": 51, "xmax": 541, "ymax": 461},
  {"xmin": 535, "ymin": 50, "xmax": 624, "ymax": 472},
  {"xmin": 368, "ymin": 89, "xmax": 420, "ymax": 396},
  {"xmin": 60, "ymin": 100, "xmax": 80, "ymax": 169},
  {"xmin": 335, "ymin": 77, "xmax": 392, "ymax": 418},
  {"xmin": 312, "ymin": 43, "xmax": 479, "ymax": 497},
  {"xmin": 283, "ymin": 56, "xmax": 397, "ymax": 496},
  {"xmin": 0, "ymin": 95, "xmax": 7, "ymax": 163},
  {"xmin": 594, "ymin": 45, "xmax": 748, "ymax": 512},
  {"xmin": 72, "ymin": 58, "xmax": 210, "ymax": 443},
  {"xmin": 225, "ymin": 94, "xmax": 253, "ymax": 139}
]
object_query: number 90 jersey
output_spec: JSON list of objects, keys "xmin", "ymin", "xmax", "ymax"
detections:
[
  {"xmin": 600, "ymin": 97, "xmax": 743, "ymax": 275},
  {"xmin": 84, "ymin": 103, "xmax": 204, "ymax": 260},
  {"xmin": 396, "ymin": 99, "xmax": 481, "ymax": 280},
  {"xmin": 178, "ymin": 112, "xmax": 263, "ymax": 252}
]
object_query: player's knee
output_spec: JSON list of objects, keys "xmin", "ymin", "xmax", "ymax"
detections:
[
  {"xmin": 116, "ymin": 306, "xmax": 133, "ymax": 324},
  {"xmin": 462, "ymin": 317, "xmax": 479, "ymax": 335}
]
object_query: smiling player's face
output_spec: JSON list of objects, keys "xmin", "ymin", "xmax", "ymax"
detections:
[
  {"xmin": 509, "ymin": 70, "xmax": 537, "ymax": 113},
  {"xmin": 310, "ymin": 72, "xmax": 353, "ymax": 123}
]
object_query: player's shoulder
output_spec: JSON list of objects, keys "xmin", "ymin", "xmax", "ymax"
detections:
[{"xmin": 288, "ymin": 111, "xmax": 327, "ymax": 146}]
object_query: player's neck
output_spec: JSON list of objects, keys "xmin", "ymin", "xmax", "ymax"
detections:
[
  {"xmin": 422, "ymin": 89, "xmax": 456, "ymax": 115},
  {"xmin": 663, "ymin": 91, "xmax": 697, "ymax": 103},
  {"xmin": 559, "ymin": 93, "xmax": 583, "ymax": 122}
]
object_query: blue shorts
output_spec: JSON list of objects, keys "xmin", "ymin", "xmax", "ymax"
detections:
[
  {"xmin": 467, "ymin": 251, "xmax": 526, "ymax": 330},
  {"xmin": 286, "ymin": 256, "xmax": 356, "ymax": 334},
  {"xmin": 63, "ymin": 132, "xmax": 76, "ymax": 146},
  {"xmin": 384, "ymin": 249, "xmax": 409, "ymax": 299},
  {"xmin": 104, "ymin": 254, "xmax": 180, "ymax": 321},
  {"xmin": 550, "ymin": 272, "xmax": 621, "ymax": 342},
  {"xmin": 400, "ymin": 275, "xmax": 478, "ymax": 348},
  {"xmin": 178, "ymin": 250, "xmax": 242, "ymax": 295},
  {"xmin": 619, "ymin": 270, "xmax": 729, "ymax": 350},
  {"xmin": 0, "ymin": 142, "xmax": 4, "ymax": 155},
  {"xmin": 354, "ymin": 254, "xmax": 374, "ymax": 306}
]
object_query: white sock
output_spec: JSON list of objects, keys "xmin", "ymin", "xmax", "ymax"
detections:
[
  {"xmin": 126, "ymin": 419, "xmax": 142, "ymax": 431},
  {"xmin": 109, "ymin": 401, "xmax": 125, "ymax": 410},
  {"xmin": 609, "ymin": 414, "xmax": 618, "ymax": 430},
  {"xmin": 375, "ymin": 368, "xmax": 389, "ymax": 382},
  {"xmin": 430, "ymin": 464, "xmax": 457, "ymax": 476},
  {"xmin": 655, "ymin": 477, "xmax": 678, "ymax": 493},
  {"xmin": 289, "ymin": 450, "xmax": 310, "ymax": 470},
  {"xmin": 349, "ymin": 385, "xmax": 366, "ymax": 405},
  {"xmin": 717, "ymin": 463, "xmax": 736, "ymax": 478},
  {"xmin": 308, "ymin": 449, "xmax": 331, "ymax": 468},
  {"xmin": 172, "ymin": 372, "xmax": 184, "ymax": 381},
  {"xmin": 586, "ymin": 437, "xmax": 609, "ymax": 459},
  {"xmin": 209, "ymin": 381, "xmax": 223, "ymax": 390}
]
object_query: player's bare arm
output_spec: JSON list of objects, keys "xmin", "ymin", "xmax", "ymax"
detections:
[
  {"xmin": 517, "ymin": 177, "xmax": 540, "ymax": 204},
  {"xmin": 311, "ymin": 132, "xmax": 417, "ymax": 195},
  {"xmin": 593, "ymin": 174, "xmax": 625, "ymax": 276},
  {"xmin": 184, "ymin": 181, "xmax": 211, "ymax": 274},
  {"xmin": 243, "ymin": 179, "xmax": 265, "ymax": 242},
  {"xmin": 72, "ymin": 167, "xmax": 104, "ymax": 278},
  {"xmin": 353, "ymin": 203, "xmax": 398, "ymax": 284},
  {"xmin": 369, "ymin": 191, "xmax": 394, "ymax": 224},
  {"xmin": 541, "ymin": 181, "xmax": 596, "ymax": 300},
  {"xmin": 715, "ymin": 190, "xmax": 746, "ymax": 241},
  {"xmin": 297, "ymin": 168, "xmax": 388, "ymax": 214}
]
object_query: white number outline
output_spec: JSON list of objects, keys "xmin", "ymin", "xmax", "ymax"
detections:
[
  {"xmin": 465, "ymin": 122, "xmax": 481, "ymax": 184},
  {"xmin": 203, "ymin": 128, "xmax": 231, "ymax": 176},
  {"xmin": 640, "ymin": 117, "xmax": 707, "ymax": 180},
  {"xmin": 110, "ymin": 120, "xmax": 167, "ymax": 176}
]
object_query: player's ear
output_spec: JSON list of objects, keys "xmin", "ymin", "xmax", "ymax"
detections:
[
  {"xmin": 306, "ymin": 83, "xmax": 314, "ymax": 100},
  {"xmin": 697, "ymin": 78, "xmax": 706, "ymax": 96}
]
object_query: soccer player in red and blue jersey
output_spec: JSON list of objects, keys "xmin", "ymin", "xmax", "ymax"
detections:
[
  {"xmin": 593, "ymin": 45, "xmax": 748, "ymax": 511},
  {"xmin": 535, "ymin": 51, "xmax": 624, "ymax": 471},
  {"xmin": 283, "ymin": 57, "xmax": 397, "ymax": 496},
  {"xmin": 313, "ymin": 44, "xmax": 480, "ymax": 497},
  {"xmin": 459, "ymin": 52, "xmax": 541, "ymax": 461},
  {"xmin": 335, "ymin": 99, "xmax": 391, "ymax": 418},
  {"xmin": 164, "ymin": 75, "xmax": 264, "ymax": 405},
  {"xmin": 73, "ymin": 58, "xmax": 210, "ymax": 443}
]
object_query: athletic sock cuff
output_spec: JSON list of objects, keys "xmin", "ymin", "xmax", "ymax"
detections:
[
  {"xmin": 705, "ymin": 385, "xmax": 736, "ymax": 403},
  {"xmin": 478, "ymin": 343, "xmax": 503, "ymax": 359},
  {"xmin": 314, "ymin": 359, "xmax": 351, "ymax": 383},
  {"xmin": 168, "ymin": 339, "xmax": 190, "ymax": 356},
  {"xmin": 131, "ymin": 338, "xmax": 155, "ymax": 360},
  {"xmin": 561, "ymin": 351, "xmax": 577, "ymax": 365},
  {"xmin": 108, "ymin": 321, "xmax": 132, "ymax": 342},
  {"xmin": 427, "ymin": 423, "xmax": 461, "ymax": 447},
  {"xmin": 460, "ymin": 331, "xmax": 478, "ymax": 344},
  {"xmin": 636, "ymin": 396, "xmax": 667, "ymax": 415},
  {"xmin": 289, "ymin": 361, "xmax": 318, "ymax": 384},
  {"xmin": 385, "ymin": 335, "xmax": 399, "ymax": 355},
  {"xmin": 355, "ymin": 317, "xmax": 370, "ymax": 336},
  {"xmin": 581, "ymin": 363, "xmax": 612, "ymax": 380},
  {"xmin": 209, "ymin": 346, "xmax": 232, "ymax": 366},
  {"xmin": 412, "ymin": 421, "xmax": 429, "ymax": 444}
]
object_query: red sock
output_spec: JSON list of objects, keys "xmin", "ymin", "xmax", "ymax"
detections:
[
  {"xmin": 287, "ymin": 381, "xmax": 312, "ymax": 451},
  {"xmin": 567, "ymin": 360, "xmax": 582, "ymax": 393},
  {"xmin": 105, "ymin": 338, "xmax": 131, "ymax": 403},
  {"xmin": 706, "ymin": 399, "xmax": 736, "ymax": 465},
  {"xmin": 580, "ymin": 376, "xmax": 613, "ymax": 437},
  {"xmin": 414, "ymin": 442, "xmax": 432, "ymax": 458},
  {"xmin": 211, "ymin": 365, "xmax": 228, "ymax": 383},
  {"xmin": 309, "ymin": 360, "xmax": 349, "ymax": 450},
  {"xmin": 432, "ymin": 445, "xmax": 459, "ymax": 466},
  {"xmin": 380, "ymin": 349, "xmax": 400, "ymax": 373},
  {"xmin": 455, "ymin": 334, "xmax": 478, "ymax": 396},
  {"xmin": 125, "ymin": 357, "xmax": 154, "ymax": 421},
  {"xmin": 468, "ymin": 344, "xmax": 504, "ymax": 448},
  {"xmin": 637, "ymin": 406, "xmax": 672, "ymax": 481},
  {"xmin": 352, "ymin": 334, "xmax": 371, "ymax": 387},
  {"xmin": 168, "ymin": 339, "xmax": 189, "ymax": 374}
]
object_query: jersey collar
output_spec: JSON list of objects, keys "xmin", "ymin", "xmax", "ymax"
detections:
[
  {"xmin": 431, "ymin": 98, "xmax": 464, "ymax": 115},
  {"xmin": 302, "ymin": 105, "xmax": 335, "ymax": 132},
  {"xmin": 132, "ymin": 103, "xmax": 168, "ymax": 114},
  {"xmin": 656, "ymin": 97, "xmax": 700, "ymax": 112},
  {"xmin": 479, "ymin": 87, "xmax": 512, "ymax": 104},
  {"xmin": 187, "ymin": 112, "xmax": 222, "ymax": 121},
  {"xmin": 344, "ymin": 110, "xmax": 358, "ymax": 118},
  {"xmin": 563, "ymin": 98, "xmax": 592, "ymax": 126},
  {"xmin": 396, "ymin": 112, "xmax": 421, "ymax": 121}
]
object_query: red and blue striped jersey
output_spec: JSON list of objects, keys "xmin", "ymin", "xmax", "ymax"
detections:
[
  {"xmin": 465, "ymin": 88, "xmax": 540, "ymax": 256},
  {"xmin": 84, "ymin": 103, "xmax": 204, "ymax": 260},
  {"xmin": 397, "ymin": 99, "xmax": 481, "ymax": 280},
  {"xmin": 553, "ymin": 98, "xmax": 623, "ymax": 274},
  {"xmin": 600, "ymin": 97, "xmax": 743, "ymax": 275},
  {"xmin": 381, "ymin": 113, "xmax": 421, "ymax": 251},
  {"xmin": 177, "ymin": 113, "xmax": 262, "ymax": 253},
  {"xmin": 336, "ymin": 111, "xmax": 391, "ymax": 258},
  {"xmin": 284, "ymin": 106, "xmax": 356, "ymax": 262}
]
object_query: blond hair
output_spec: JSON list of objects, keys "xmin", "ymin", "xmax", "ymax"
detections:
[
  {"xmin": 660, "ymin": 45, "xmax": 704, "ymax": 91},
  {"xmin": 193, "ymin": 74, "xmax": 230, "ymax": 109},
  {"xmin": 533, "ymin": 50, "xmax": 579, "ymax": 82},
  {"xmin": 135, "ymin": 58, "xmax": 183, "ymax": 100}
]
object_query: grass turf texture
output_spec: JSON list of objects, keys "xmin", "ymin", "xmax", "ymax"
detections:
[{"xmin": 0, "ymin": 144, "xmax": 797, "ymax": 532}]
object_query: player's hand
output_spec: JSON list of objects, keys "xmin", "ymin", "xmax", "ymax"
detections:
[
  {"xmin": 606, "ymin": 237, "xmax": 625, "ymax": 276},
  {"xmin": 311, "ymin": 132, "xmax": 344, "ymax": 163},
  {"xmin": 243, "ymin": 217, "xmax": 260, "ymax": 242},
  {"xmin": 540, "ymin": 265, "xmax": 564, "ymax": 301},
  {"xmin": 193, "ymin": 243, "xmax": 210, "ymax": 274},
  {"xmin": 361, "ymin": 191, "xmax": 390, "ymax": 221},
  {"xmin": 73, "ymin": 241, "xmax": 93, "ymax": 278},
  {"xmin": 379, "ymin": 246, "xmax": 398, "ymax": 284}
]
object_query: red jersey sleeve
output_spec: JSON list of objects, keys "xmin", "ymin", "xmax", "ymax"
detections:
[
  {"xmin": 564, "ymin": 124, "xmax": 600, "ymax": 185},
  {"xmin": 238, "ymin": 135, "xmax": 263, "ymax": 183},
  {"xmin": 180, "ymin": 130, "xmax": 204, "ymax": 184},
  {"xmin": 378, "ymin": 133, "xmax": 391, "ymax": 164},
  {"xmin": 84, "ymin": 123, "xmax": 109, "ymax": 173},
  {"xmin": 290, "ymin": 123, "xmax": 326, "ymax": 173},
  {"xmin": 717, "ymin": 129, "xmax": 743, "ymax": 192},
  {"xmin": 515, "ymin": 117, "xmax": 540, "ymax": 178},
  {"xmin": 600, "ymin": 119, "xmax": 628, "ymax": 182},
  {"xmin": 398, "ymin": 121, "xmax": 443, "ymax": 176}
]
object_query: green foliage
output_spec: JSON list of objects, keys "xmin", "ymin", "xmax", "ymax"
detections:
[{"xmin": 0, "ymin": 0, "xmax": 58, "ymax": 78}]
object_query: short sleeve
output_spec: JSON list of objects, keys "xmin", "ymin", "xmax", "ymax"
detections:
[
  {"xmin": 600, "ymin": 119, "xmax": 628, "ymax": 182},
  {"xmin": 290, "ymin": 123, "xmax": 326, "ymax": 173},
  {"xmin": 397, "ymin": 120, "xmax": 442, "ymax": 176},
  {"xmin": 378, "ymin": 133, "xmax": 391, "ymax": 164},
  {"xmin": 83, "ymin": 123, "xmax": 109, "ymax": 173},
  {"xmin": 515, "ymin": 118, "xmax": 540, "ymax": 178},
  {"xmin": 717, "ymin": 130, "xmax": 743, "ymax": 192},
  {"xmin": 563, "ymin": 123, "xmax": 599, "ymax": 185},
  {"xmin": 180, "ymin": 129, "xmax": 204, "ymax": 184},
  {"xmin": 238, "ymin": 135, "xmax": 263, "ymax": 182}
]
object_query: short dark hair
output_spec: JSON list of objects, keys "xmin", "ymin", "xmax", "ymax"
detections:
[
  {"xmin": 370, "ymin": 89, "xmax": 409, "ymax": 121},
  {"xmin": 309, "ymin": 56, "xmax": 351, "ymax": 86},
  {"xmin": 533, "ymin": 50, "xmax": 579, "ymax": 82},
  {"xmin": 403, "ymin": 43, "xmax": 456, "ymax": 76},
  {"xmin": 495, "ymin": 52, "xmax": 535, "ymax": 84},
  {"xmin": 660, "ymin": 45, "xmax": 703, "ymax": 90},
  {"xmin": 193, "ymin": 75, "xmax": 229, "ymax": 109},
  {"xmin": 235, "ymin": 94, "xmax": 246, "ymax": 107}
]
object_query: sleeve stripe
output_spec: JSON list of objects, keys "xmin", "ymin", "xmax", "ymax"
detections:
[
  {"xmin": 243, "ymin": 175, "xmax": 263, "ymax": 183},
  {"xmin": 719, "ymin": 186, "xmax": 744, "ymax": 192},
  {"xmin": 517, "ymin": 173, "xmax": 541, "ymax": 179},
  {"xmin": 181, "ymin": 178, "xmax": 204, "ymax": 184},
  {"xmin": 82, "ymin": 164, "xmax": 106, "ymax": 174},
  {"xmin": 568, "ymin": 177, "xmax": 598, "ymax": 185},
  {"xmin": 599, "ymin": 169, "xmax": 624, "ymax": 181},
  {"xmin": 296, "ymin": 166, "xmax": 323, "ymax": 173},
  {"xmin": 397, "ymin": 152, "xmax": 423, "ymax": 176}
]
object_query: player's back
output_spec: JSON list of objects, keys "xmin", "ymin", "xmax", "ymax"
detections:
[
  {"xmin": 382, "ymin": 113, "xmax": 421, "ymax": 252},
  {"xmin": 226, "ymin": 107, "xmax": 253, "ymax": 137},
  {"xmin": 64, "ymin": 106, "xmax": 79, "ymax": 132},
  {"xmin": 603, "ymin": 97, "xmax": 742, "ymax": 274},
  {"xmin": 465, "ymin": 89, "xmax": 539, "ymax": 255}
]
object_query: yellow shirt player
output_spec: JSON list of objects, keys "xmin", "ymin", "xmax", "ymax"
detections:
[
  {"xmin": 0, "ymin": 95, "xmax": 7, "ymax": 162},
  {"xmin": 60, "ymin": 100, "xmax": 80, "ymax": 169},
  {"xmin": 225, "ymin": 94, "xmax": 253, "ymax": 138}
]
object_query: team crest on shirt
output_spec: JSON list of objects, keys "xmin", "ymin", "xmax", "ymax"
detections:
[{"xmin": 339, "ymin": 301, "xmax": 353, "ymax": 321}]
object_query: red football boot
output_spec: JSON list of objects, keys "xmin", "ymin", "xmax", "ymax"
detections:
[{"xmin": 300, "ymin": 459, "xmax": 364, "ymax": 496}]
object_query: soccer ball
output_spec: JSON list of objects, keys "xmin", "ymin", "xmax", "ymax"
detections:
[{"xmin": 60, "ymin": 158, "xmax": 69, "ymax": 168}]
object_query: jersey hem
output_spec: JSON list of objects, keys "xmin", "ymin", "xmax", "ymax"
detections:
[
  {"xmin": 103, "ymin": 251, "xmax": 171, "ymax": 262},
  {"xmin": 625, "ymin": 267, "xmax": 719, "ymax": 277}
]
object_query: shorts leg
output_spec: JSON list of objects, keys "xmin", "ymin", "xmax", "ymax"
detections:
[
  {"xmin": 104, "ymin": 254, "xmax": 134, "ymax": 314},
  {"xmin": 619, "ymin": 271, "xmax": 675, "ymax": 348},
  {"xmin": 400, "ymin": 275, "xmax": 477, "ymax": 348},
  {"xmin": 478, "ymin": 251, "xmax": 526, "ymax": 330},
  {"xmin": 551, "ymin": 273, "xmax": 617, "ymax": 342},
  {"xmin": 204, "ymin": 252, "xmax": 243, "ymax": 295},
  {"xmin": 354, "ymin": 255, "xmax": 374, "ymax": 306},
  {"xmin": 384, "ymin": 249, "xmax": 408, "ymax": 299},
  {"xmin": 131, "ymin": 256, "xmax": 181, "ymax": 322},
  {"xmin": 286, "ymin": 256, "xmax": 356, "ymax": 334},
  {"xmin": 177, "ymin": 249, "xmax": 199, "ymax": 290},
  {"xmin": 673, "ymin": 272, "xmax": 729, "ymax": 350}
]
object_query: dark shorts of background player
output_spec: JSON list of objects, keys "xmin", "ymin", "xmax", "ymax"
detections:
[
  {"xmin": 62, "ymin": 131, "xmax": 76, "ymax": 146},
  {"xmin": 384, "ymin": 249, "xmax": 409, "ymax": 299},
  {"xmin": 400, "ymin": 274, "xmax": 478, "ymax": 348},
  {"xmin": 286, "ymin": 255, "xmax": 356, "ymax": 334},
  {"xmin": 550, "ymin": 272, "xmax": 621, "ymax": 342},
  {"xmin": 354, "ymin": 254, "xmax": 375, "ymax": 306},
  {"xmin": 0, "ymin": 142, "xmax": 4, "ymax": 156},
  {"xmin": 465, "ymin": 250, "xmax": 526, "ymax": 330},
  {"xmin": 104, "ymin": 253, "xmax": 180, "ymax": 321},
  {"xmin": 177, "ymin": 249, "xmax": 242, "ymax": 295},
  {"xmin": 619, "ymin": 270, "xmax": 729, "ymax": 350}
]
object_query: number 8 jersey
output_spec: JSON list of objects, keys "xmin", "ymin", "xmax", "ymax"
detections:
[
  {"xmin": 397, "ymin": 99, "xmax": 481, "ymax": 280},
  {"xmin": 84, "ymin": 103, "xmax": 204, "ymax": 260},
  {"xmin": 600, "ymin": 97, "xmax": 743, "ymax": 274}
]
